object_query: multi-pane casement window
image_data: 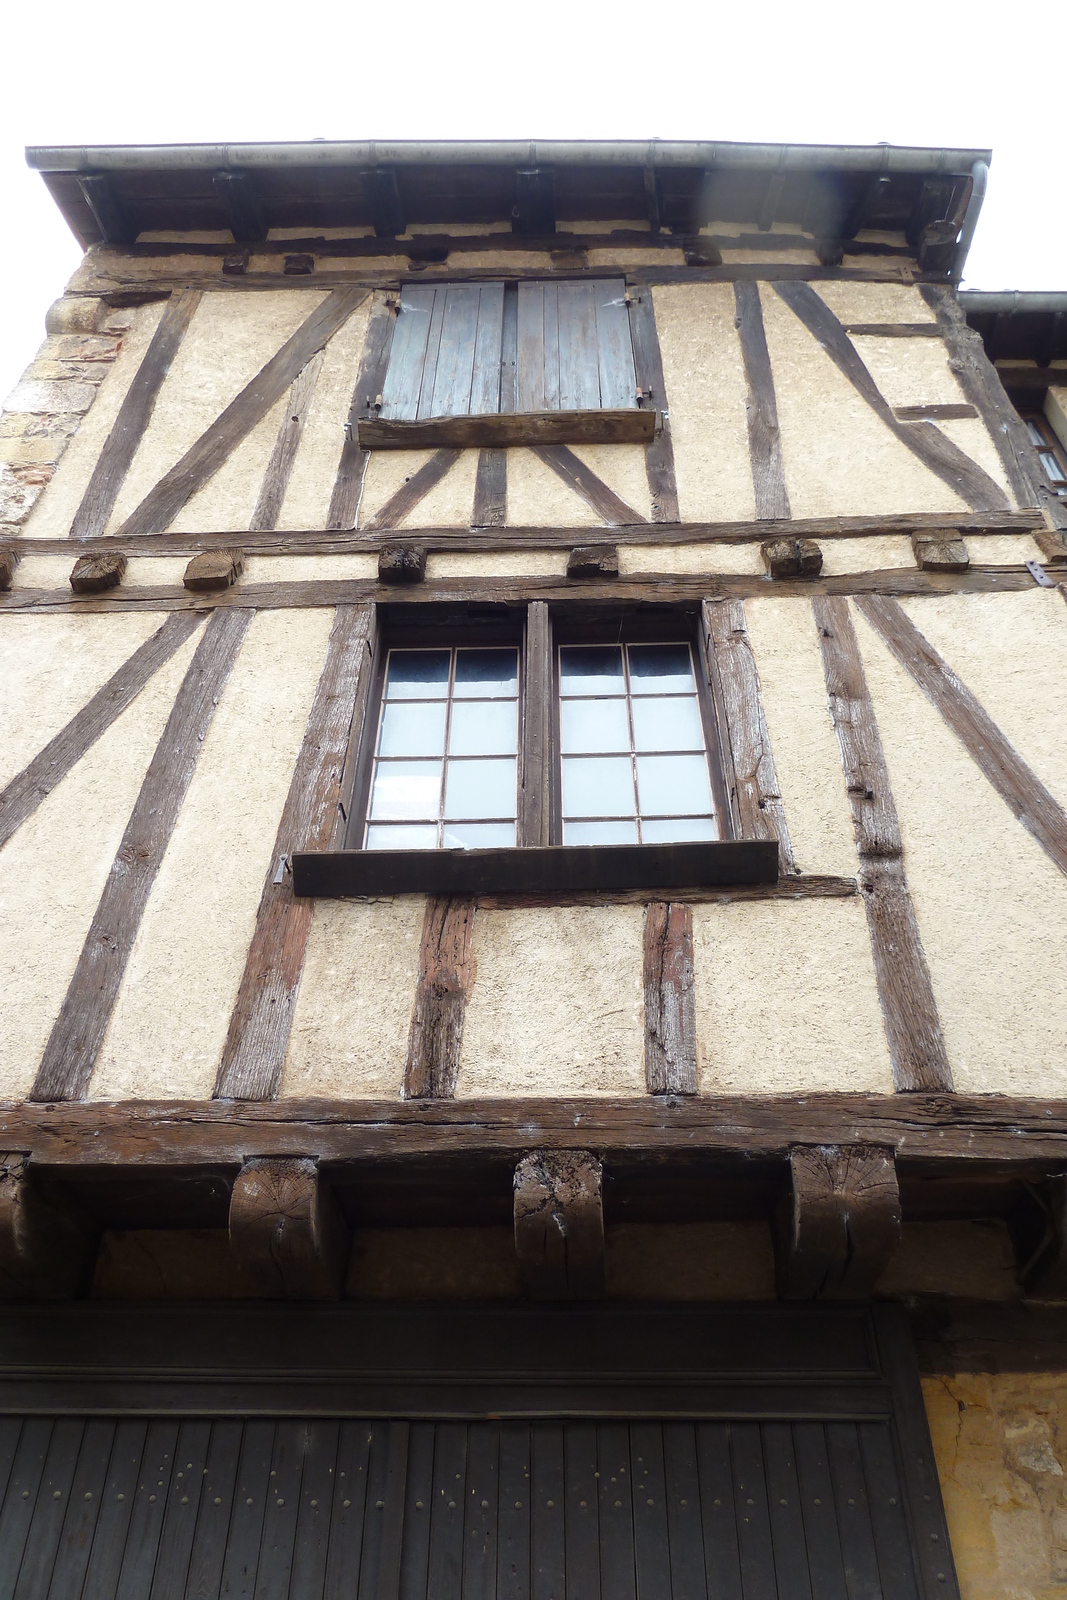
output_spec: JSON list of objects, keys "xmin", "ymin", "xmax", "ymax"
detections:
[
  {"xmin": 357, "ymin": 279, "xmax": 655, "ymax": 450},
  {"xmin": 1021, "ymin": 412, "xmax": 1067, "ymax": 503},
  {"xmin": 354, "ymin": 620, "xmax": 726, "ymax": 852}
]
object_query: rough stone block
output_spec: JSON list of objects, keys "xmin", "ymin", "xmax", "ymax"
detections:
[
  {"xmin": 44, "ymin": 296, "xmax": 106, "ymax": 335},
  {"xmin": 4, "ymin": 379, "xmax": 98, "ymax": 415},
  {"xmin": 0, "ymin": 463, "xmax": 53, "ymax": 523}
]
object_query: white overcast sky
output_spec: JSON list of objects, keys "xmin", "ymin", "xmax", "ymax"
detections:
[{"xmin": 2, "ymin": 0, "xmax": 1065, "ymax": 404}]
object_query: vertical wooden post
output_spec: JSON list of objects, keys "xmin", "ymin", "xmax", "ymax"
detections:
[
  {"xmin": 643, "ymin": 903, "xmax": 697, "ymax": 1095},
  {"xmin": 404, "ymin": 898, "xmax": 476, "ymax": 1099},
  {"xmin": 520, "ymin": 601, "xmax": 553, "ymax": 848}
]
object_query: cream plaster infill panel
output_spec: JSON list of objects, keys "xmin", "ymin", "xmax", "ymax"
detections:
[
  {"xmin": 651, "ymin": 284, "xmax": 754, "ymax": 524},
  {"xmin": 817, "ymin": 537, "xmax": 915, "ymax": 576},
  {"xmin": 458, "ymin": 905, "xmax": 646, "ymax": 1097},
  {"xmin": 506, "ymin": 448, "xmax": 599, "ymax": 528},
  {"xmin": 277, "ymin": 297, "xmax": 372, "ymax": 530},
  {"xmin": 970, "ymin": 533, "xmax": 1042, "ymax": 565},
  {"xmin": 850, "ymin": 335, "xmax": 967, "ymax": 408},
  {"xmin": 403, "ymin": 448, "xmax": 477, "ymax": 528},
  {"xmin": 569, "ymin": 444, "xmax": 652, "ymax": 523},
  {"xmin": 168, "ymin": 393, "xmax": 290, "ymax": 534},
  {"xmin": 243, "ymin": 554, "xmax": 378, "ymax": 583},
  {"xmin": 0, "ymin": 622, "xmax": 204, "ymax": 1101},
  {"xmin": 694, "ymin": 898, "xmax": 893, "ymax": 1094},
  {"xmin": 90, "ymin": 607, "xmax": 334, "ymax": 1101},
  {"xmin": 852, "ymin": 604, "xmax": 1067, "ymax": 1096},
  {"xmin": 0, "ymin": 612, "xmax": 164, "ymax": 790},
  {"xmin": 11, "ymin": 555, "xmax": 82, "ymax": 590},
  {"xmin": 359, "ymin": 449, "xmax": 437, "ymax": 528},
  {"xmin": 426, "ymin": 550, "xmax": 567, "ymax": 580},
  {"xmin": 106, "ymin": 290, "xmax": 327, "ymax": 535},
  {"xmin": 934, "ymin": 418, "xmax": 1014, "ymax": 502},
  {"xmin": 618, "ymin": 542, "xmax": 764, "ymax": 576},
  {"xmin": 125, "ymin": 558, "xmax": 190, "ymax": 587},
  {"xmin": 743, "ymin": 597, "xmax": 857, "ymax": 878},
  {"xmin": 281, "ymin": 897, "xmax": 426, "ymax": 1099},
  {"xmin": 813, "ymin": 283, "xmax": 938, "ymax": 325},
  {"xmin": 21, "ymin": 302, "xmax": 165, "ymax": 540}
]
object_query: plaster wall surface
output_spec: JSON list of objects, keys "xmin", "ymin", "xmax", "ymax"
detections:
[
  {"xmin": 505, "ymin": 447, "xmax": 600, "ymax": 526},
  {"xmin": 89, "ymin": 607, "xmax": 333, "ymax": 1100},
  {"xmin": 243, "ymin": 554, "xmax": 378, "ymax": 582},
  {"xmin": 458, "ymin": 905, "xmax": 646, "ymax": 1097},
  {"xmin": 813, "ymin": 283, "xmax": 938, "ymax": 323},
  {"xmin": 852, "ymin": 603, "xmax": 1067, "ymax": 1095},
  {"xmin": 693, "ymin": 897, "xmax": 894, "ymax": 1094},
  {"xmin": 426, "ymin": 550, "xmax": 567, "ymax": 579},
  {"xmin": 401, "ymin": 447, "xmax": 479, "ymax": 527},
  {"xmin": 569, "ymin": 443, "xmax": 652, "ymax": 522},
  {"xmin": 359, "ymin": 448, "xmax": 436, "ymax": 527},
  {"xmin": 0, "ymin": 622, "xmax": 203, "ymax": 1099},
  {"xmin": 618, "ymin": 541, "xmax": 764, "ymax": 576},
  {"xmin": 276, "ymin": 296, "xmax": 372, "ymax": 529}
]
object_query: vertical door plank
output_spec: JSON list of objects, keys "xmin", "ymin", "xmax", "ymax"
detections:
[
  {"xmin": 253, "ymin": 1420, "xmax": 308, "ymax": 1600},
  {"xmin": 427, "ymin": 1424, "xmax": 468, "ymax": 1600},
  {"xmin": 792, "ymin": 1423, "xmax": 849, "ymax": 1600},
  {"xmin": 324, "ymin": 1421, "xmax": 374, "ymax": 1600},
  {"xmin": 13, "ymin": 1418, "xmax": 84, "ymax": 1600},
  {"xmin": 530, "ymin": 1424, "xmax": 565, "ymax": 1600},
  {"xmin": 663, "ymin": 1422, "xmax": 708, "ymax": 1600},
  {"xmin": 81, "ymin": 1421, "xmax": 148, "ymax": 1600},
  {"xmin": 378, "ymin": 1422, "xmax": 410, "ymax": 1600},
  {"xmin": 48, "ymin": 1420, "xmax": 115, "ymax": 1600},
  {"xmin": 631, "ymin": 1422, "xmax": 672, "ymax": 1600},
  {"xmin": 497, "ymin": 1425, "xmax": 532, "ymax": 1600},
  {"xmin": 597, "ymin": 1423, "xmax": 637, "ymax": 1600},
  {"xmin": 0, "ymin": 1419, "xmax": 54, "ymax": 1596},
  {"xmin": 761, "ymin": 1422, "xmax": 813, "ymax": 1600},
  {"xmin": 542, "ymin": 286, "xmax": 560, "ymax": 412},
  {"xmin": 825, "ymin": 1422, "xmax": 883, "ymax": 1600},
  {"xmin": 416, "ymin": 290, "xmax": 448, "ymax": 421},
  {"xmin": 730, "ymin": 1423, "xmax": 778, "ymax": 1600},
  {"xmin": 695, "ymin": 1423, "xmax": 743, "ymax": 1600},
  {"xmin": 184, "ymin": 1420, "xmax": 244, "ymax": 1600},
  {"xmin": 115, "ymin": 1419, "xmax": 180, "ymax": 1600},
  {"xmin": 857, "ymin": 1423, "xmax": 922, "ymax": 1600},
  {"xmin": 564, "ymin": 1423, "xmax": 600, "ymax": 1600},
  {"xmin": 399, "ymin": 1422, "xmax": 436, "ymax": 1600},
  {"xmin": 148, "ymin": 1420, "xmax": 212, "ymax": 1600},
  {"xmin": 595, "ymin": 279, "xmax": 639, "ymax": 410},
  {"xmin": 517, "ymin": 284, "xmax": 546, "ymax": 414},
  {"xmin": 381, "ymin": 287, "xmax": 436, "ymax": 421},
  {"xmin": 216, "ymin": 1419, "xmax": 275, "ymax": 1600},
  {"xmin": 462, "ymin": 1425, "xmax": 500, "ymax": 1600},
  {"xmin": 558, "ymin": 282, "xmax": 599, "ymax": 410},
  {"xmin": 471, "ymin": 284, "xmax": 506, "ymax": 415},
  {"xmin": 288, "ymin": 1421, "xmax": 340, "ymax": 1600}
]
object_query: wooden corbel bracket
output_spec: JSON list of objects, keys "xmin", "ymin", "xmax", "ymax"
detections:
[
  {"xmin": 228, "ymin": 1156, "xmax": 350, "ymax": 1300},
  {"xmin": 0, "ymin": 1153, "xmax": 97, "ymax": 1299},
  {"xmin": 514, "ymin": 1150, "xmax": 605, "ymax": 1300},
  {"xmin": 774, "ymin": 1144, "xmax": 901, "ymax": 1299}
]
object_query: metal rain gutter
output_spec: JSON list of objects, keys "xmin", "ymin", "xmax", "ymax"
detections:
[{"xmin": 959, "ymin": 291, "xmax": 1067, "ymax": 315}]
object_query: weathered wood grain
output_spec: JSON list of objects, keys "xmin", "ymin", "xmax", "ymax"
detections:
[
  {"xmin": 520, "ymin": 601, "xmax": 553, "ymax": 848},
  {"xmin": 531, "ymin": 445, "xmax": 647, "ymax": 526},
  {"xmin": 183, "ymin": 547, "xmax": 244, "ymax": 591},
  {"xmin": 775, "ymin": 282, "xmax": 1011, "ymax": 515},
  {"xmin": 893, "ymin": 404, "xmax": 978, "ymax": 422},
  {"xmin": 326, "ymin": 294, "xmax": 397, "ymax": 531},
  {"xmin": 377, "ymin": 544, "xmax": 426, "ymax": 584},
  {"xmin": 359, "ymin": 409, "xmax": 653, "ymax": 450},
  {"xmin": 857, "ymin": 593, "xmax": 1067, "ymax": 880},
  {"xmin": 734, "ymin": 282, "xmax": 791, "ymax": 520},
  {"xmin": 813, "ymin": 594, "xmax": 951, "ymax": 1093},
  {"xmin": 911, "ymin": 533, "xmax": 969, "ymax": 572},
  {"xmin": 228, "ymin": 1157, "xmax": 349, "ymax": 1299},
  {"xmin": 643, "ymin": 903, "xmax": 697, "ymax": 1095},
  {"xmin": 0, "ymin": 611, "xmax": 203, "ymax": 851},
  {"xmin": 566, "ymin": 544, "xmax": 618, "ymax": 579},
  {"xmin": 775, "ymin": 1146, "xmax": 901, "ymax": 1299},
  {"xmin": 69, "ymin": 289, "xmax": 201, "ymax": 541},
  {"xmin": 249, "ymin": 349, "xmax": 324, "ymax": 532},
  {"xmin": 214, "ymin": 604, "xmax": 376, "ymax": 1100},
  {"xmin": 701, "ymin": 598, "xmax": 796, "ymax": 872},
  {"xmin": 475, "ymin": 874, "xmax": 856, "ymax": 912},
  {"xmin": 70, "ymin": 551, "xmax": 125, "ymax": 593},
  {"xmin": 114, "ymin": 288, "xmax": 367, "ymax": 538},
  {"xmin": 31, "ymin": 607, "xmax": 252, "ymax": 1103},
  {"xmin": 0, "ymin": 1154, "xmax": 97, "ymax": 1298},
  {"xmin": 760, "ymin": 537, "xmax": 822, "ymax": 579},
  {"xmin": 513, "ymin": 1151, "xmax": 605, "ymax": 1299},
  {"xmin": 627, "ymin": 289, "xmax": 680, "ymax": 522},
  {"xmin": 362, "ymin": 447, "xmax": 460, "ymax": 532},
  {"xmin": 472, "ymin": 448, "xmax": 507, "ymax": 526},
  {"xmin": 404, "ymin": 897, "xmax": 476, "ymax": 1099}
]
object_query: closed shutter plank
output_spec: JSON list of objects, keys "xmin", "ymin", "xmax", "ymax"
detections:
[
  {"xmin": 381, "ymin": 288, "xmax": 435, "ymax": 422},
  {"xmin": 427, "ymin": 1424, "xmax": 467, "ymax": 1600},
  {"xmin": 595, "ymin": 279, "xmax": 639, "ymax": 410},
  {"xmin": 517, "ymin": 283, "xmax": 545, "ymax": 413},
  {"xmin": 762, "ymin": 1422, "xmax": 814, "ymax": 1600},
  {"xmin": 631, "ymin": 1422, "xmax": 672, "ymax": 1600},
  {"xmin": 48, "ymin": 1420, "xmax": 115, "ymax": 1600},
  {"xmin": 825, "ymin": 1423, "xmax": 882, "ymax": 1600},
  {"xmin": 324, "ymin": 1421, "xmax": 374, "ymax": 1600},
  {"xmin": 730, "ymin": 1424, "xmax": 778, "ymax": 1600},
  {"xmin": 500, "ymin": 284, "xmax": 519, "ymax": 413},
  {"xmin": 462, "ymin": 1425, "xmax": 500, "ymax": 1600},
  {"xmin": 431, "ymin": 285, "xmax": 483, "ymax": 419},
  {"xmin": 663, "ymin": 1422, "xmax": 709, "ymax": 1600},
  {"xmin": 597, "ymin": 1423, "xmax": 637, "ymax": 1600},
  {"xmin": 399, "ymin": 1423, "xmax": 436, "ymax": 1600},
  {"xmin": 13, "ymin": 1419, "xmax": 84, "ymax": 1600},
  {"xmin": 695, "ymin": 1424, "xmax": 743, "ymax": 1600},
  {"xmin": 531, "ymin": 1425, "xmax": 565, "ymax": 1600},
  {"xmin": 558, "ymin": 282, "xmax": 599, "ymax": 410},
  {"xmin": 857, "ymin": 1423, "xmax": 921, "ymax": 1600},
  {"xmin": 564, "ymin": 1423, "xmax": 600, "ymax": 1600},
  {"xmin": 148, "ymin": 1419, "xmax": 212, "ymax": 1600},
  {"xmin": 470, "ymin": 284, "xmax": 506, "ymax": 416},
  {"xmin": 792, "ymin": 1424, "xmax": 849, "ymax": 1600},
  {"xmin": 182, "ymin": 1420, "xmax": 243, "ymax": 1600},
  {"xmin": 81, "ymin": 1421, "xmax": 148, "ymax": 1600},
  {"xmin": 216, "ymin": 1420, "xmax": 275, "ymax": 1600},
  {"xmin": 288, "ymin": 1422, "xmax": 341, "ymax": 1600},
  {"xmin": 542, "ymin": 286, "xmax": 560, "ymax": 412},
  {"xmin": 114, "ymin": 1419, "xmax": 180, "ymax": 1600},
  {"xmin": 416, "ymin": 289, "xmax": 448, "ymax": 421}
]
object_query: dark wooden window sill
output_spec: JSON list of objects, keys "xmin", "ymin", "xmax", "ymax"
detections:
[
  {"xmin": 357, "ymin": 409, "xmax": 656, "ymax": 451},
  {"xmin": 292, "ymin": 840, "xmax": 777, "ymax": 898}
]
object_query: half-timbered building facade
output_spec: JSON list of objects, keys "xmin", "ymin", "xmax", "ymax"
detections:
[{"xmin": 0, "ymin": 138, "xmax": 1065, "ymax": 1600}]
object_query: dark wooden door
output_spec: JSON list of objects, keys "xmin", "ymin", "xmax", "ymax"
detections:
[{"xmin": 0, "ymin": 1414, "xmax": 927, "ymax": 1599}]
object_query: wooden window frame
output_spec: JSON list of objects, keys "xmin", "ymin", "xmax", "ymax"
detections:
[{"xmin": 1018, "ymin": 408, "xmax": 1067, "ymax": 501}]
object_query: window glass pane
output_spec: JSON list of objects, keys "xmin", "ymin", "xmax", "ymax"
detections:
[
  {"xmin": 560, "ymin": 646, "xmax": 625, "ymax": 696},
  {"xmin": 631, "ymin": 696, "xmax": 704, "ymax": 753},
  {"xmin": 628, "ymin": 643, "xmax": 694, "ymax": 695},
  {"xmin": 562, "ymin": 755, "xmax": 634, "ymax": 818},
  {"xmin": 449, "ymin": 700, "xmax": 517, "ymax": 757},
  {"xmin": 641, "ymin": 817, "xmax": 719, "ymax": 843},
  {"xmin": 636, "ymin": 754, "xmax": 713, "ymax": 818},
  {"xmin": 560, "ymin": 698, "xmax": 630, "ymax": 754},
  {"xmin": 443, "ymin": 757, "xmax": 517, "ymax": 820},
  {"xmin": 564, "ymin": 819, "xmax": 639, "ymax": 845},
  {"xmin": 378, "ymin": 700, "xmax": 447, "ymax": 758},
  {"xmin": 1026, "ymin": 419, "xmax": 1046, "ymax": 446},
  {"xmin": 369, "ymin": 760, "xmax": 442, "ymax": 821},
  {"xmin": 442, "ymin": 822, "xmax": 516, "ymax": 849},
  {"xmin": 384, "ymin": 650, "xmax": 451, "ymax": 699},
  {"xmin": 1041, "ymin": 452, "xmax": 1067, "ymax": 484},
  {"xmin": 366, "ymin": 823, "xmax": 439, "ymax": 851},
  {"xmin": 453, "ymin": 648, "xmax": 519, "ymax": 698}
]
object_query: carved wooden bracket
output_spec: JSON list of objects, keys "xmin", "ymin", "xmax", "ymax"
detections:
[
  {"xmin": 514, "ymin": 1150, "xmax": 605, "ymax": 1300},
  {"xmin": 911, "ymin": 532, "xmax": 970, "ymax": 572},
  {"xmin": 184, "ymin": 547, "xmax": 245, "ymax": 591},
  {"xmin": 775, "ymin": 1144, "xmax": 901, "ymax": 1299},
  {"xmin": 229, "ymin": 1157, "xmax": 350, "ymax": 1300},
  {"xmin": 0, "ymin": 1153, "xmax": 97, "ymax": 1299}
]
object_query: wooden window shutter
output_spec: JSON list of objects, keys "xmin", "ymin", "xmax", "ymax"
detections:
[
  {"xmin": 379, "ymin": 282, "xmax": 506, "ymax": 422},
  {"xmin": 516, "ymin": 279, "xmax": 638, "ymax": 412}
]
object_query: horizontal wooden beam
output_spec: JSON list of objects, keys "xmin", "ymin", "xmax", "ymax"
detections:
[
  {"xmin": 358, "ymin": 409, "xmax": 655, "ymax": 450},
  {"xmin": 5, "ymin": 1095, "xmax": 1067, "ymax": 1171}
]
